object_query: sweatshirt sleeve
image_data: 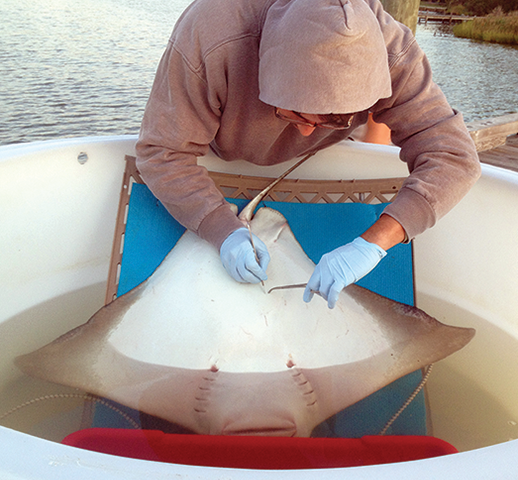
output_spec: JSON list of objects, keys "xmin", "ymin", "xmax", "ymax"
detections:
[
  {"xmin": 135, "ymin": 41, "xmax": 244, "ymax": 250},
  {"xmin": 370, "ymin": 14, "xmax": 480, "ymax": 240}
]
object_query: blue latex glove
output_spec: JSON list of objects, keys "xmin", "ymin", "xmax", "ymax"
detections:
[
  {"xmin": 220, "ymin": 227, "xmax": 270, "ymax": 284},
  {"xmin": 303, "ymin": 237, "xmax": 386, "ymax": 309}
]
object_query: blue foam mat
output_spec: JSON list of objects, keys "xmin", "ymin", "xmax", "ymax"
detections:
[{"xmin": 96, "ymin": 183, "xmax": 426, "ymax": 437}]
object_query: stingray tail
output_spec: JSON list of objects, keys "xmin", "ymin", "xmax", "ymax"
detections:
[{"xmin": 238, "ymin": 152, "xmax": 316, "ymax": 223}]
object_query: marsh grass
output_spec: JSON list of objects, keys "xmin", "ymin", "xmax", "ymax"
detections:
[{"xmin": 453, "ymin": 9, "xmax": 518, "ymax": 45}]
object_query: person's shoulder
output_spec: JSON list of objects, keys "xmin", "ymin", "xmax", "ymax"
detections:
[
  {"xmin": 361, "ymin": 0, "xmax": 418, "ymax": 61},
  {"xmin": 171, "ymin": 0, "xmax": 272, "ymax": 57}
]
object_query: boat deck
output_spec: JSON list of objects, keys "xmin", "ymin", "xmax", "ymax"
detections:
[
  {"xmin": 466, "ymin": 114, "xmax": 518, "ymax": 173},
  {"xmin": 478, "ymin": 134, "xmax": 518, "ymax": 173}
]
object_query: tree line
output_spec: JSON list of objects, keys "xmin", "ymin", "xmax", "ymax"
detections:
[{"xmin": 445, "ymin": 0, "xmax": 518, "ymax": 16}]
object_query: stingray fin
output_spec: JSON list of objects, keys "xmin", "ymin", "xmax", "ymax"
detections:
[
  {"xmin": 15, "ymin": 207, "xmax": 475, "ymax": 437},
  {"xmin": 302, "ymin": 284, "xmax": 475, "ymax": 424}
]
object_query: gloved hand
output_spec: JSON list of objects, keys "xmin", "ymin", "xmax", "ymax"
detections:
[
  {"xmin": 303, "ymin": 237, "xmax": 386, "ymax": 309},
  {"xmin": 220, "ymin": 227, "xmax": 270, "ymax": 284}
]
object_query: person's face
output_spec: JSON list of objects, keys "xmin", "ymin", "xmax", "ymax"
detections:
[
  {"xmin": 275, "ymin": 109, "xmax": 320, "ymax": 136},
  {"xmin": 275, "ymin": 108, "xmax": 354, "ymax": 137}
]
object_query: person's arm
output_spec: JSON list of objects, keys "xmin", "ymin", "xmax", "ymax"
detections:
[
  {"xmin": 361, "ymin": 213, "xmax": 405, "ymax": 250},
  {"xmin": 136, "ymin": 41, "xmax": 269, "ymax": 282},
  {"xmin": 304, "ymin": 9, "xmax": 480, "ymax": 308},
  {"xmin": 136, "ymin": 40, "xmax": 244, "ymax": 250}
]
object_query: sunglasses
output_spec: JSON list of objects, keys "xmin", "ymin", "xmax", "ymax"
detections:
[{"xmin": 275, "ymin": 108, "xmax": 354, "ymax": 130}]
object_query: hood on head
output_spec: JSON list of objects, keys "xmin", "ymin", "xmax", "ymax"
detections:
[{"xmin": 259, "ymin": 0, "xmax": 392, "ymax": 114}]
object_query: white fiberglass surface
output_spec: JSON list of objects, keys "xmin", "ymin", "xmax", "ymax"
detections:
[
  {"xmin": 1, "ymin": 137, "xmax": 518, "ymax": 479},
  {"xmin": 412, "ymin": 165, "xmax": 518, "ymax": 452}
]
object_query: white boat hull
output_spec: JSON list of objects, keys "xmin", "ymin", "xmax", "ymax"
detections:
[{"xmin": 1, "ymin": 135, "xmax": 517, "ymax": 479}]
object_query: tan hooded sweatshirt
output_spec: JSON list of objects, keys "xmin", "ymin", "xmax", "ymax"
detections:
[{"xmin": 136, "ymin": 0, "xmax": 480, "ymax": 250}]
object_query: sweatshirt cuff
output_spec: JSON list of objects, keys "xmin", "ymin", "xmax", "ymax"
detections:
[
  {"xmin": 196, "ymin": 203, "xmax": 245, "ymax": 250},
  {"xmin": 382, "ymin": 187, "xmax": 436, "ymax": 242}
]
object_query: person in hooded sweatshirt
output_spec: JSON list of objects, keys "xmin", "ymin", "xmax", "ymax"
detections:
[{"xmin": 136, "ymin": 0, "xmax": 480, "ymax": 309}]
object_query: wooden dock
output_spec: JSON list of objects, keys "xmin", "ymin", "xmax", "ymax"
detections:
[
  {"xmin": 477, "ymin": 135, "xmax": 518, "ymax": 173},
  {"xmin": 418, "ymin": 12, "xmax": 475, "ymax": 24},
  {"xmin": 467, "ymin": 114, "xmax": 518, "ymax": 173}
]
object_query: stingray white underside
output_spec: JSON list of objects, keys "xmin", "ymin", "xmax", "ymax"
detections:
[
  {"xmin": 16, "ymin": 207, "xmax": 475, "ymax": 436},
  {"xmin": 109, "ymin": 210, "xmax": 393, "ymax": 373}
]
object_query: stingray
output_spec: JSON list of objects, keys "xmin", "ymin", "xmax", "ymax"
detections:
[{"xmin": 16, "ymin": 164, "xmax": 475, "ymax": 437}]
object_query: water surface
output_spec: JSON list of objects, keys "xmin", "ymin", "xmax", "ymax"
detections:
[
  {"xmin": 415, "ymin": 25, "xmax": 518, "ymax": 122},
  {"xmin": 0, "ymin": 0, "xmax": 190, "ymax": 145},
  {"xmin": 1, "ymin": 1, "xmax": 517, "ymax": 146}
]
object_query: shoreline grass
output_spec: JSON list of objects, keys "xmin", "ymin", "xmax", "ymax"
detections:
[{"xmin": 453, "ymin": 11, "xmax": 518, "ymax": 45}]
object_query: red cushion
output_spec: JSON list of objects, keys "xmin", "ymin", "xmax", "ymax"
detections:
[{"xmin": 63, "ymin": 429, "xmax": 457, "ymax": 469}]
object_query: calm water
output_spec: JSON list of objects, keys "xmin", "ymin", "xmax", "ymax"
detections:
[
  {"xmin": 0, "ymin": 0, "xmax": 190, "ymax": 146},
  {"xmin": 415, "ymin": 25, "xmax": 518, "ymax": 122},
  {"xmin": 1, "ymin": 0, "xmax": 517, "ymax": 146}
]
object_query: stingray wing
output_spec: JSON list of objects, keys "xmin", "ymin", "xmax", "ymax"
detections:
[
  {"xmin": 16, "ymin": 207, "xmax": 475, "ymax": 436},
  {"xmin": 302, "ymin": 284, "xmax": 475, "ymax": 424}
]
